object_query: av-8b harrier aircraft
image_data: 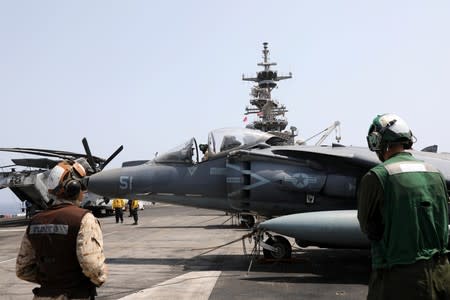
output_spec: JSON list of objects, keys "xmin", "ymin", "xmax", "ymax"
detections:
[{"xmin": 86, "ymin": 126, "xmax": 450, "ymax": 258}]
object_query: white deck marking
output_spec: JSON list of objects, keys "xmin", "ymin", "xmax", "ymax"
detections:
[
  {"xmin": 0, "ymin": 228, "xmax": 26, "ymax": 232},
  {"xmin": 119, "ymin": 271, "xmax": 221, "ymax": 300},
  {"xmin": 103, "ymin": 231, "xmax": 117, "ymax": 237},
  {"xmin": 0, "ymin": 258, "xmax": 16, "ymax": 264}
]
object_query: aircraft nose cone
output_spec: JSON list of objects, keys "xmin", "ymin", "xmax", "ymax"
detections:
[
  {"xmin": 87, "ymin": 165, "xmax": 178, "ymax": 199},
  {"xmin": 88, "ymin": 169, "xmax": 126, "ymax": 198}
]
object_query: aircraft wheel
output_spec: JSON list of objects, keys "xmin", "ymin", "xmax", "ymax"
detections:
[
  {"xmin": 240, "ymin": 215, "xmax": 255, "ymax": 228},
  {"xmin": 263, "ymin": 235, "xmax": 292, "ymax": 259}
]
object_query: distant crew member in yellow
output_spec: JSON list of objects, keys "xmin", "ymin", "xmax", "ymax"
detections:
[
  {"xmin": 131, "ymin": 199, "xmax": 139, "ymax": 225},
  {"xmin": 112, "ymin": 198, "xmax": 125, "ymax": 224}
]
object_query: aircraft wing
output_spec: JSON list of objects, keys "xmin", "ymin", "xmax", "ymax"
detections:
[
  {"xmin": 233, "ymin": 144, "xmax": 378, "ymax": 167},
  {"xmin": 412, "ymin": 150, "xmax": 450, "ymax": 184},
  {"xmin": 232, "ymin": 144, "xmax": 450, "ymax": 188}
]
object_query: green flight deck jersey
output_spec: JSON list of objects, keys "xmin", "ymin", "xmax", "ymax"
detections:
[{"xmin": 368, "ymin": 152, "xmax": 449, "ymax": 269}]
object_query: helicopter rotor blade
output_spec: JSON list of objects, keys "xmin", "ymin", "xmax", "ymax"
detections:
[
  {"xmin": 12, "ymin": 158, "xmax": 59, "ymax": 169},
  {"xmin": 101, "ymin": 145, "xmax": 124, "ymax": 170},
  {"xmin": 82, "ymin": 138, "xmax": 98, "ymax": 172},
  {"xmin": 0, "ymin": 148, "xmax": 77, "ymax": 160}
]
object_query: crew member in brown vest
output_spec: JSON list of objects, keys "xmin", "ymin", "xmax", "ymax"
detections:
[{"xmin": 16, "ymin": 160, "xmax": 108, "ymax": 300}]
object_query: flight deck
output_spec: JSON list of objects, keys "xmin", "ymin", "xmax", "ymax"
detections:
[{"xmin": 0, "ymin": 204, "xmax": 370, "ymax": 300}]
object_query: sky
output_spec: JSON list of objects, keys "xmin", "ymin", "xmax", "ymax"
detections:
[{"xmin": 1, "ymin": 1, "xmax": 450, "ymax": 214}]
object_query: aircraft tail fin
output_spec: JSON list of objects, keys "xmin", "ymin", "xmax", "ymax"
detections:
[{"xmin": 421, "ymin": 145, "xmax": 438, "ymax": 153}]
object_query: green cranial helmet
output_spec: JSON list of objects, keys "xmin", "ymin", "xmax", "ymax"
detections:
[{"xmin": 366, "ymin": 113, "xmax": 414, "ymax": 151}]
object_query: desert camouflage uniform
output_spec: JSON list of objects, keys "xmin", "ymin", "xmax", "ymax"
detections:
[{"xmin": 16, "ymin": 213, "xmax": 107, "ymax": 299}]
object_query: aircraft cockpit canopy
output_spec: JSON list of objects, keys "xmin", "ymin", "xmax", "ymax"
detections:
[
  {"xmin": 154, "ymin": 138, "xmax": 196, "ymax": 164},
  {"xmin": 153, "ymin": 128, "xmax": 282, "ymax": 164},
  {"xmin": 208, "ymin": 128, "xmax": 280, "ymax": 155}
]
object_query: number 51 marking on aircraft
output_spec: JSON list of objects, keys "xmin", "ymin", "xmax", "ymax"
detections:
[{"xmin": 119, "ymin": 176, "xmax": 133, "ymax": 190}]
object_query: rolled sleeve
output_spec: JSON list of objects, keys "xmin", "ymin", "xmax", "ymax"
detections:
[
  {"xmin": 16, "ymin": 232, "xmax": 39, "ymax": 284},
  {"xmin": 76, "ymin": 213, "xmax": 107, "ymax": 286}
]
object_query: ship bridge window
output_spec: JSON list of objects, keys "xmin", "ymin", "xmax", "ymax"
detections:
[{"xmin": 257, "ymin": 70, "xmax": 277, "ymax": 81}]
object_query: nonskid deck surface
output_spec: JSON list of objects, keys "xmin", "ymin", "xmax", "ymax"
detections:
[{"xmin": 0, "ymin": 204, "xmax": 370, "ymax": 300}]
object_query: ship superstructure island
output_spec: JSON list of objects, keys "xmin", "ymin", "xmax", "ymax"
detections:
[{"xmin": 243, "ymin": 42, "xmax": 297, "ymax": 144}]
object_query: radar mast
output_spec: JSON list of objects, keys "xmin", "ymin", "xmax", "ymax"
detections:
[{"xmin": 243, "ymin": 42, "xmax": 297, "ymax": 144}]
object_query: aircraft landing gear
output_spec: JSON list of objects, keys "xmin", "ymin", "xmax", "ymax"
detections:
[
  {"xmin": 240, "ymin": 214, "xmax": 256, "ymax": 228},
  {"xmin": 243, "ymin": 230, "xmax": 293, "ymax": 273},
  {"xmin": 261, "ymin": 234, "xmax": 292, "ymax": 259}
]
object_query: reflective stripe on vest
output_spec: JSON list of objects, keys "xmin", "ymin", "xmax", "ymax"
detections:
[
  {"xmin": 29, "ymin": 224, "xmax": 68, "ymax": 235},
  {"xmin": 384, "ymin": 161, "xmax": 439, "ymax": 175}
]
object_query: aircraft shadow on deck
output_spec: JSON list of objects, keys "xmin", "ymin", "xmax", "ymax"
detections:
[
  {"xmin": 106, "ymin": 248, "xmax": 371, "ymax": 285},
  {"xmin": 134, "ymin": 225, "xmax": 249, "ymax": 230}
]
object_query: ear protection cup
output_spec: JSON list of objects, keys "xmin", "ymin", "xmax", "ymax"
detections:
[
  {"xmin": 402, "ymin": 138, "xmax": 413, "ymax": 150},
  {"xmin": 367, "ymin": 131, "xmax": 383, "ymax": 151},
  {"xmin": 63, "ymin": 180, "xmax": 82, "ymax": 200}
]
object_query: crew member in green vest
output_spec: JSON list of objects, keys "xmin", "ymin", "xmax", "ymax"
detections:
[{"xmin": 358, "ymin": 113, "xmax": 450, "ymax": 300}]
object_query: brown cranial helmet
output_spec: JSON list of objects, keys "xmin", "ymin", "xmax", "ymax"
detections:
[{"xmin": 47, "ymin": 160, "xmax": 87, "ymax": 200}]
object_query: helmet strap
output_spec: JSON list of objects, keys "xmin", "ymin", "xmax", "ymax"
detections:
[{"xmin": 375, "ymin": 143, "xmax": 391, "ymax": 162}]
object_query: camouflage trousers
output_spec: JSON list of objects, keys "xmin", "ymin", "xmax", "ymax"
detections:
[{"xmin": 368, "ymin": 255, "xmax": 450, "ymax": 300}]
